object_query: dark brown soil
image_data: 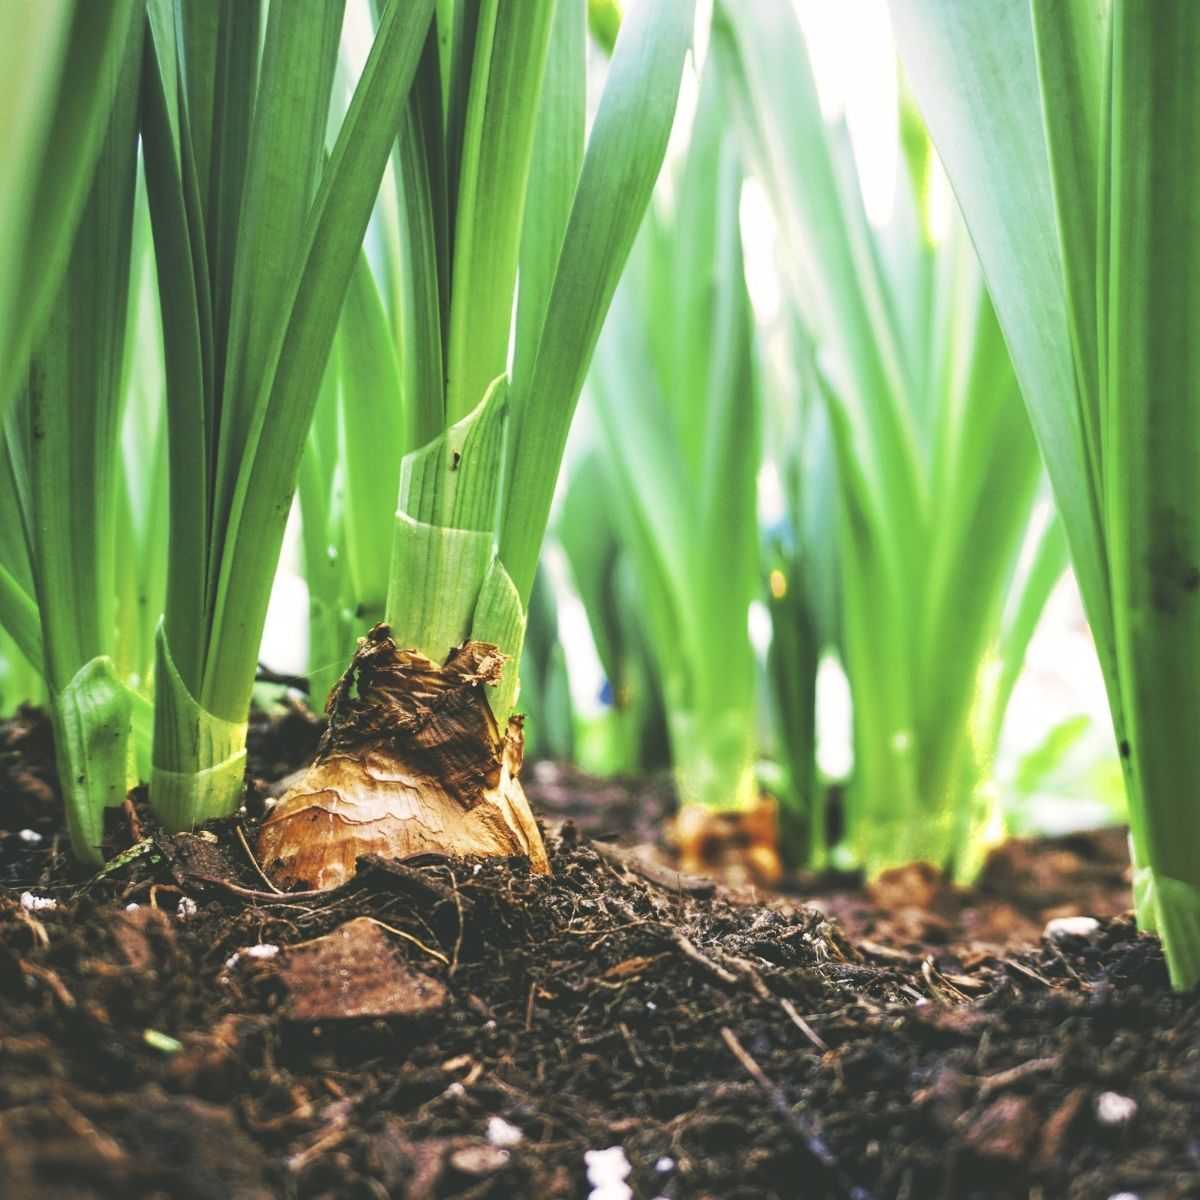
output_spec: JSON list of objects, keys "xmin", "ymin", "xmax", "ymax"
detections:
[{"xmin": 2, "ymin": 709, "xmax": 1198, "ymax": 1200}]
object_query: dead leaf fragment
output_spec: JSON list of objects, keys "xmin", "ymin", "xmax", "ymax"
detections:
[
  {"xmin": 280, "ymin": 917, "xmax": 449, "ymax": 1022},
  {"xmin": 963, "ymin": 1093, "xmax": 1039, "ymax": 1162}
]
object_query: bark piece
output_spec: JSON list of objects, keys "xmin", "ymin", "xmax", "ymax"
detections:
[
  {"xmin": 281, "ymin": 917, "xmax": 448, "ymax": 1022},
  {"xmin": 257, "ymin": 626, "xmax": 549, "ymax": 890},
  {"xmin": 963, "ymin": 1093, "xmax": 1040, "ymax": 1163}
]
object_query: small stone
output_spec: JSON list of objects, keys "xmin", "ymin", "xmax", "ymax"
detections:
[
  {"xmin": 585, "ymin": 1146, "xmax": 633, "ymax": 1200},
  {"xmin": 17, "ymin": 829, "xmax": 42, "ymax": 845},
  {"xmin": 1096, "ymin": 1092, "xmax": 1137, "ymax": 1126},
  {"xmin": 176, "ymin": 896, "xmax": 198, "ymax": 921},
  {"xmin": 225, "ymin": 943, "xmax": 281, "ymax": 969},
  {"xmin": 125, "ymin": 902, "xmax": 141, "ymax": 912},
  {"xmin": 655, "ymin": 1156, "xmax": 676, "ymax": 1173},
  {"xmin": 19, "ymin": 892, "xmax": 56, "ymax": 912},
  {"xmin": 1043, "ymin": 916, "xmax": 1102, "ymax": 942},
  {"xmin": 486, "ymin": 1117, "xmax": 523, "ymax": 1148},
  {"xmin": 449, "ymin": 1144, "xmax": 509, "ymax": 1176},
  {"xmin": 1107, "ymin": 1194, "xmax": 1141, "ymax": 1200}
]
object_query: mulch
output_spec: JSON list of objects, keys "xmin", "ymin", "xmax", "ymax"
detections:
[{"xmin": 1, "ymin": 705, "xmax": 1196, "ymax": 1200}]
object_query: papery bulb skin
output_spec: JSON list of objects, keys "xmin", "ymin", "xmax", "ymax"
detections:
[{"xmin": 257, "ymin": 625, "xmax": 549, "ymax": 891}]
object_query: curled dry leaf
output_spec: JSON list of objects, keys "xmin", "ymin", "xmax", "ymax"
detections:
[{"xmin": 257, "ymin": 626, "xmax": 549, "ymax": 890}]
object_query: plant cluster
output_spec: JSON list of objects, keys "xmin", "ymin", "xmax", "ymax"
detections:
[{"xmin": 2, "ymin": 0, "xmax": 1198, "ymax": 989}]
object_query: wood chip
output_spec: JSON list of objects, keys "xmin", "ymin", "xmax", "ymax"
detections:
[{"xmin": 281, "ymin": 917, "xmax": 449, "ymax": 1022}]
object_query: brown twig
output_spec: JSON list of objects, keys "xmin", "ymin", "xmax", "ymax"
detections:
[
  {"xmin": 235, "ymin": 824, "xmax": 284, "ymax": 894},
  {"xmin": 976, "ymin": 1056, "xmax": 1060, "ymax": 1098},
  {"xmin": 673, "ymin": 932, "xmax": 740, "ymax": 985},
  {"xmin": 779, "ymin": 996, "xmax": 830, "ymax": 1052},
  {"xmin": 721, "ymin": 1026, "xmax": 777, "ymax": 1094}
]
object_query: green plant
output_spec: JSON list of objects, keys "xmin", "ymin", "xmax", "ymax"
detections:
[
  {"xmin": 140, "ymin": 0, "xmax": 437, "ymax": 833},
  {"xmin": 890, "ymin": 0, "xmax": 1200, "ymax": 986},
  {"xmin": 256, "ymin": 0, "xmax": 697, "ymax": 889},
  {"xmin": 715, "ymin": 0, "xmax": 1068, "ymax": 878},
  {"xmin": 585, "ymin": 64, "xmax": 762, "ymax": 818},
  {"xmin": 0, "ymin": 25, "xmax": 146, "ymax": 862}
]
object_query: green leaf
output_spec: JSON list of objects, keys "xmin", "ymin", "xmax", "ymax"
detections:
[
  {"xmin": 445, "ymin": 0, "xmax": 557, "ymax": 423},
  {"xmin": 512, "ymin": 0, "xmax": 587, "ymax": 401},
  {"xmin": 215, "ymin": 0, "xmax": 346, "ymax": 535},
  {"xmin": 889, "ymin": 0, "xmax": 1115, "ymax": 693},
  {"xmin": 0, "ymin": 0, "xmax": 141, "ymax": 408},
  {"xmin": 339, "ymin": 252, "xmax": 405, "ymax": 616},
  {"xmin": 500, "ymin": 0, "xmax": 697, "ymax": 600},
  {"xmin": 1105, "ymin": 0, "xmax": 1200, "ymax": 988},
  {"xmin": 198, "ymin": 0, "xmax": 436, "ymax": 722}
]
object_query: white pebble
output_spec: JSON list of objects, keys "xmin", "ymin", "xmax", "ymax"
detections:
[
  {"xmin": 1108, "ymin": 1194, "xmax": 1141, "ymax": 1200},
  {"xmin": 655, "ymin": 1156, "xmax": 675, "ymax": 1173},
  {"xmin": 1044, "ymin": 916, "xmax": 1102, "ymax": 942},
  {"xmin": 1096, "ymin": 1092, "xmax": 1138, "ymax": 1125},
  {"xmin": 20, "ymin": 892, "xmax": 56, "ymax": 912},
  {"xmin": 486, "ymin": 1116, "xmax": 523, "ymax": 1148},
  {"xmin": 585, "ymin": 1147, "xmax": 633, "ymax": 1200},
  {"xmin": 175, "ymin": 896, "xmax": 198, "ymax": 921},
  {"xmin": 17, "ymin": 829, "xmax": 42, "ymax": 845},
  {"xmin": 225, "ymin": 943, "xmax": 280, "ymax": 969},
  {"xmin": 645, "ymin": 1001, "xmax": 657, "ymax": 1012},
  {"xmin": 125, "ymin": 902, "xmax": 140, "ymax": 912}
]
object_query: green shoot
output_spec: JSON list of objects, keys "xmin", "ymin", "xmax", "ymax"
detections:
[{"xmin": 890, "ymin": 0, "xmax": 1200, "ymax": 985}]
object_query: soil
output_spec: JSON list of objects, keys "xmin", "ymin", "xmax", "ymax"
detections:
[{"xmin": 2, "ymin": 706, "xmax": 1198, "ymax": 1200}]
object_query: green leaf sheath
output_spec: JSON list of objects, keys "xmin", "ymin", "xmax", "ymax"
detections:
[
  {"xmin": 387, "ymin": 379, "xmax": 509, "ymax": 664},
  {"xmin": 55, "ymin": 658, "xmax": 137, "ymax": 863},
  {"xmin": 151, "ymin": 623, "xmax": 248, "ymax": 834}
]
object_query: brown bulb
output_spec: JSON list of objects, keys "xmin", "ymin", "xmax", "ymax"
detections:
[{"xmin": 257, "ymin": 626, "xmax": 549, "ymax": 891}]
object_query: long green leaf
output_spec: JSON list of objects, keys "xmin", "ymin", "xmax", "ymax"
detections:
[{"xmin": 500, "ymin": 0, "xmax": 697, "ymax": 601}]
